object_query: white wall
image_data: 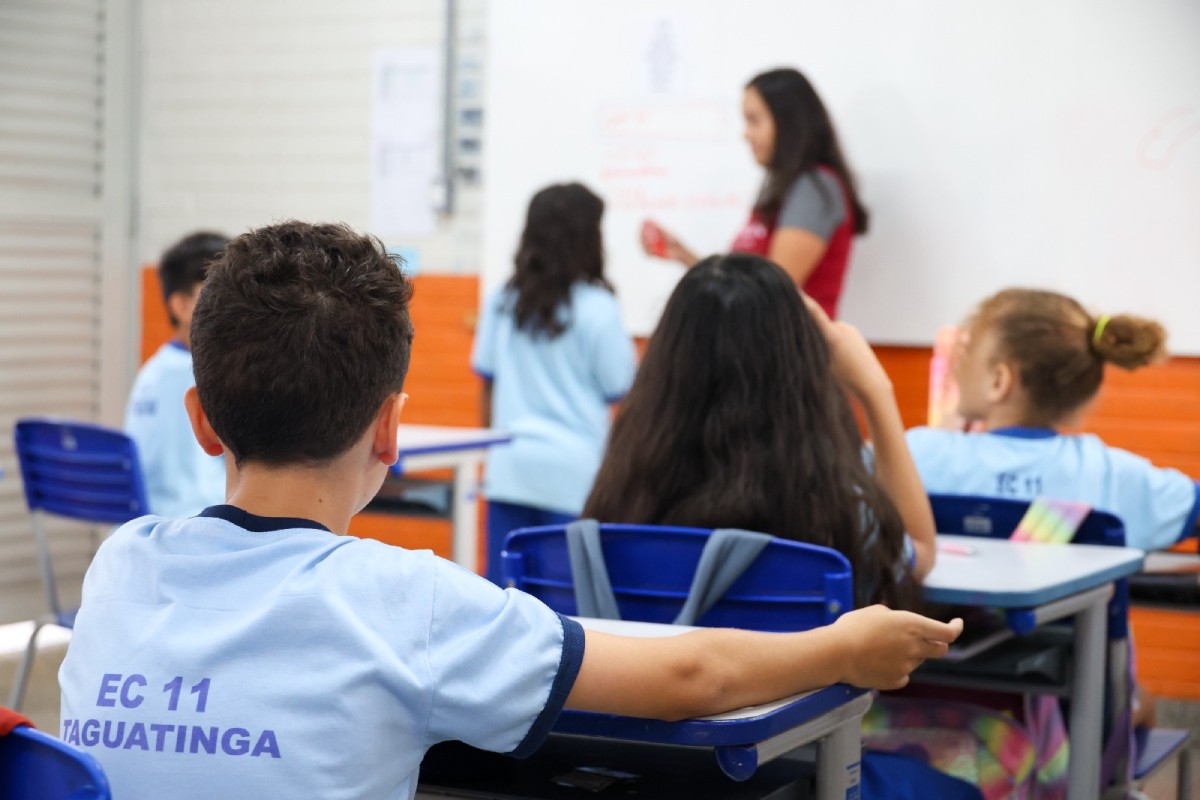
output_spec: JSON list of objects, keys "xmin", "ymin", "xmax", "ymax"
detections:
[{"xmin": 136, "ymin": 0, "xmax": 486, "ymax": 272}]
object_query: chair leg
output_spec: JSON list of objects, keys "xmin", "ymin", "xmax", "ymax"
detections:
[
  {"xmin": 1178, "ymin": 745, "xmax": 1192, "ymax": 800},
  {"xmin": 7, "ymin": 620, "xmax": 45, "ymax": 711}
]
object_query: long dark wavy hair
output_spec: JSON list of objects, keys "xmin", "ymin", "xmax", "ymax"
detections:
[
  {"xmin": 583, "ymin": 253, "xmax": 914, "ymax": 608},
  {"xmin": 508, "ymin": 182, "xmax": 612, "ymax": 337},
  {"xmin": 748, "ymin": 68, "xmax": 869, "ymax": 235}
]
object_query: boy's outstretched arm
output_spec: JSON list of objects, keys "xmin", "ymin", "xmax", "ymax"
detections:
[{"xmin": 565, "ymin": 605, "xmax": 962, "ymax": 722}]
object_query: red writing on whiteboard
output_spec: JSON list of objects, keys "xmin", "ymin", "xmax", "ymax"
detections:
[
  {"xmin": 599, "ymin": 103, "xmax": 728, "ymax": 141},
  {"xmin": 1138, "ymin": 107, "xmax": 1200, "ymax": 170},
  {"xmin": 609, "ymin": 188, "xmax": 743, "ymax": 212}
]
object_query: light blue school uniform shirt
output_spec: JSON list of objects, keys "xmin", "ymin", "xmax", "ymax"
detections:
[
  {"xmin": 472, "ymin": 283, "xmax": 636, "ymax": 514},
  {"xmin": 124, "ymin": 341, "xmax": 226, "ymax": 517},
  {"xmin": 906, "ymin": 426, "xmax": 1200, "ymax": 551},
  {"xmin": 59, "ymin": 506, "xmax": 584, "ymax": 800}
]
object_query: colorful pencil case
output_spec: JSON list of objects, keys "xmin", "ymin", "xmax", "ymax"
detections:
[{"xmin": 1010, "ymin": 497, "xmax": 1092, "ymax": 544}]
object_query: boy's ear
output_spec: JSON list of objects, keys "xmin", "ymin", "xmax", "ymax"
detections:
[
  {"xmin": 372, "ymin": 392, "xmax": 407, "ymax": 466},
  {"xmin": 987, "ymin": 361, "xmax": 1016, "ymax": 404},
  {"xmin": 183, "ymin": 386, "xmax": 226, "ymax": 456},
  {"xmin": 166, "ymin": 292, "xmax": 189, "ymax": 327}
]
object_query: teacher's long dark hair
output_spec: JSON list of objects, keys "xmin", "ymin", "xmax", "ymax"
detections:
[
  {"xmin": 509, "ymin": 182, "xmax": 612, "ymax": 337},
  {"xmin": 584, "ymin": 254, "xmax": 914, "ymax": 608},
  {"xmin": 749, "ymin": 68, "xmax": 870, "ymax": 235}
]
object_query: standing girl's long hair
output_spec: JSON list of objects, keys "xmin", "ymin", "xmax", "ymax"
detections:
[
  {"xmin": 509, "ymin": 182, "xmax": 611, "ymax": 337},
  {"xmin": 748, "ymin": 68, "xmax": 870, "ymax": 235},
  {"xmin": 584, "ymin": 253, "xmax": 914, "ymax": 608}
]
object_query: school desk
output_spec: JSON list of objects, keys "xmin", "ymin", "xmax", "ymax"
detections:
[
  {"xmin": 419, "ymin": 616, "xmax": 870, "ymax": 799},
  {"xmin": 921, "ymin": 535, "xmax": 1145, "ymax": 800},
  {"xmin": 392, "ymin": 425, "xmax": 510, "ymax": 572},
  {"xmin": 418, "ymin": 735, "xmax": 815, "ymax": 799},
  {"xmin": 579, "ymin": 617, "xmax": 867, "ymax": 798}
]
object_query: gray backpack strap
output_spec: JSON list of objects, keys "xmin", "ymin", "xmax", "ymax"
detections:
[
  {"xmin": 565, "ymin": 519, "xmax": 621, "ymax": 620},
  {"xmin": 674, "ymin": 529, "xmax": 772, "ymax": 626}
]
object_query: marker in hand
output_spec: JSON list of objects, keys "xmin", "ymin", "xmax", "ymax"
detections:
[{"xmin": 641, "ymin": 220, "xmax": 668, "ymax": 258}]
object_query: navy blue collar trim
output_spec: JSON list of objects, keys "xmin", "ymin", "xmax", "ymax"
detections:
[
  {"xmin": 167, "ymin": 339, "xmax": 189, "ymax": 353},
  {"xmin": 198, "ymin": 505, "xmax": 330, "ymax": 533},
  {"xmin": 989, "ymin": 426, "xmax": 1058, "ymax": 440}
]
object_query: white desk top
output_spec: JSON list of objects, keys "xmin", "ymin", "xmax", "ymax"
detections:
[
  {"xmin": 1142, "ymin": 551, "xmax": 1200, "ymax": 574},
  {"xmin": 924, "ymin": 535, "xmax": 1144, "ymax": 607},
  {"xmin": 396, "ymin": 424, "xmax": 510, "ymax": 456}
]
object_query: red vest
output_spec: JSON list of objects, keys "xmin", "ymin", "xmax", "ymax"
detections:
[{"xmin": 730, "ymin": 166, "xmax": 855, "ymax": 319}]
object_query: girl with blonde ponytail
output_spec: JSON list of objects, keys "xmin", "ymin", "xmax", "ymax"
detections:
[{"xmin": 907, "ymin": 287, "xmax": 1198, "ymax": 551}]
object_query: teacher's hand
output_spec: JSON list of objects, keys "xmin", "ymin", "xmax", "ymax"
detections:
[{"xmin": 640, "ymin": 219, "xmax": 699, "ymax": 268}]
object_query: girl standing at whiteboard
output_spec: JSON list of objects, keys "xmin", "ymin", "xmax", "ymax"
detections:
[
  {"xmin": 908, "ymin": 288, "xmax": 1200, "ymax": 551},
  {"xmin": 472, "ymin": 182, "xmax": 637, "ymax": 585},
  {"xmin": 642, "ymin": 67, "xmax": 869, "ymax": 319},
  {"xmin": 584, "ymin": 252, "xmax": 936, "ymax": 610}
]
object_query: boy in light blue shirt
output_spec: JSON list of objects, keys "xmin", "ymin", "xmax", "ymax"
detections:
[
  {"xmin": 124, "ymin": 232, "xmax": 228, "ymax": 517},
  {"xmin": 61, "ymin": 221, "xmax": 960, "ymax": 800}
]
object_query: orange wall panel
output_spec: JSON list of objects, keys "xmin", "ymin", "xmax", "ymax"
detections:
[
  {"xmin": 346, "ymin": 513, "xmax": 451, "ymax": 559},
  {"xmin": 403, "ymin": 275, "xmax": 482, "ymax": 427},
  {"xmin": 141, "ymin": 267, "xmax": 1200, "ymax": 482},
  {"xmin": 140, "ymin": 266, "xmax": 175, "ymax": 362},
  {"xmin": 872, "ymin": 346, "xmax": 935, "ymax": 430},
  {"xmin": 1129, "ymin": 606, "xmax": 1200, "ymax": 701},
  {"xmin": 874, "ymin": 347, "xmax": 1200, "ymax": 481}
]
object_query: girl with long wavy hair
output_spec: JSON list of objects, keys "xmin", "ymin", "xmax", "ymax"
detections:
[
  {"xmin": 473, "ymin": 182, "xmax": 637, "ymax": 584},
  {"xmin": 583, "ymin": 252, "xmax": 935, "ymax": 609}
]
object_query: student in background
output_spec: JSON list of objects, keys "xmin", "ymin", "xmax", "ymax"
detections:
[
  {"xmin": 584, "ymin": 253, "xmax": 936, "ymax": 609},
  {"xmin": 641, "ymin": 67, "xmax": 869, "ymax": 318},
  {"xmin": 60, "ymin": 221, "xmax": 962, "ymax": 799},
  {"xmin": 124, "ymin": 231, "xmax": 228, "ymax": 517},
  {"xmin": 897, "ymin": 287, "xmax": 1199, "ymax": 793},
  {"xmin": 472, "ymin": 182, "xmax": 637, "ymax": 584},
  {"xmin": 907, "ymin": 287, "xmax": 1200, "ymax": 551}
]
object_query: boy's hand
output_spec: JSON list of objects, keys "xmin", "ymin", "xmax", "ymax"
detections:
[
  {"xmin": 801, "ymin": 293, "xmax": 892, "ymax": 402},
  {"xmin": 830, "ymin": 605, "xmax": 963, "ymax": 690}
]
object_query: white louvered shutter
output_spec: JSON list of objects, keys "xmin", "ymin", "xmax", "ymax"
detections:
[{"xmin": 0, "ymin": 0, "xmax": 131, "ymax": 624}]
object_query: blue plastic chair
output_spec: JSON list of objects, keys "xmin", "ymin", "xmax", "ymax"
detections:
[
  {"xmin": 503, "ymin": 522, "xmax": 866, "ymax": 783},
  {"xmin": 9, "ymin": 418, "xmax": 149, "ymax": 710},
  {"xmin": 0, "ymin": 723, "xmax": 111, "ymax": 799},
  {"xmin": 929, "ymin": 493, "xmax": 1192, "ymax": 797},
  {"xmin": 1133, "ymin": 726, "xmax": 1192, "ymax": 799},
  {"xmin": 502, "ymin": 522, "xmax": 854, "ymax": 631}
]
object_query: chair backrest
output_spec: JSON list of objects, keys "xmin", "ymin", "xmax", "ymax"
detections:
[
  {"xmin": 0, "ymin": 725, "xmax": 111, "ymax": 800},
  {"xmin": 929, "ymin": 493, "xmax": 1125, "ymax": 548},
  {"xmin": 15, "ymin": 418, "xmax": 149, "ymax": 524},
  {"xmin": 15, "ymin": 418, "xmax": 151, "ymax": 618},
  {"xmin": 502, "ymin": 523, "xmax": 853, "ymax": 632}
]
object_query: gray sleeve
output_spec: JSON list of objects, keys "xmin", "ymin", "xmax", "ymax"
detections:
[{"xmin": 776, "ymin": 170, "xmax": 845, "ymax": 240}]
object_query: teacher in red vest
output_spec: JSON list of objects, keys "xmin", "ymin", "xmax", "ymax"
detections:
[{"xmin": 642, "ymin": 67, "xmax": 869, "ymax": 319}]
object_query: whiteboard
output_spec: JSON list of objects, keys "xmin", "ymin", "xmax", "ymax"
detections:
[{"xmin": 483, "ymin": 0, "xmax": 1200, "ymax": 352}]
